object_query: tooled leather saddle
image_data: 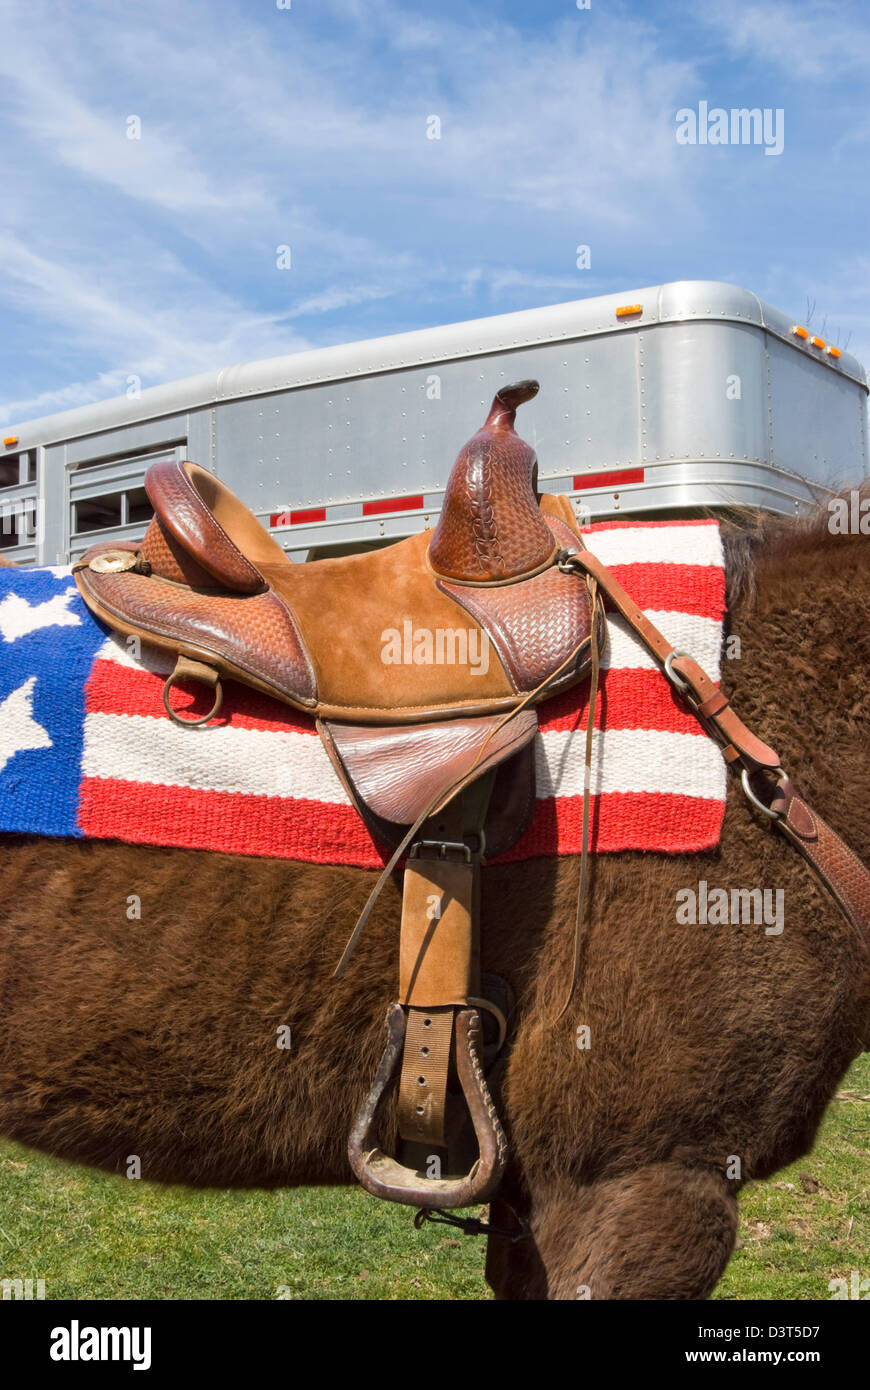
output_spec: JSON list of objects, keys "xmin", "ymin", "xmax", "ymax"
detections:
[{"xmin": 74, "ymin": 380, "xmax": 870, "ymax": 1219}]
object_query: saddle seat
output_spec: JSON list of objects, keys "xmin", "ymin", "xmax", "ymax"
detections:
[{"xmin": 75, "ymin": 381, "xmax": 600, "ymax": 725}]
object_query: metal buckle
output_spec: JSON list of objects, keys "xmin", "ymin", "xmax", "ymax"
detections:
[
  {"xmin": 741, "ymin": 767, "xmax": 786, "ymax": 820},
  {"xmin": 663, "ymin": 649, "xmax": 693, "ymax": 693},
  {"xmin": 411, "ymin": 840, "xmax": 473, "ymax": 863},
  {"xmin": 557, "ymin": 548, "xmax": 582, "ymax": 574}
]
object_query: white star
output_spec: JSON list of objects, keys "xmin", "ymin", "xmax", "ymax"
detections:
[
  {"xmin": 0, "ymin": 678, "xmax": 53, "ymax": 772},
  {"xmin": 0, "ymin": 588, "xmax": 82, "ymax": 642}
]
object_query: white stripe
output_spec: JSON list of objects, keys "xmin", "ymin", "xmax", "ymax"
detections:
[
  {"xmin": 82, "ymin": 712, "xmax": 352, "ymax": 803},
  {"xmin": 36, "ymin": 565, "xmax": 74, "ymax": 579},
  {"xmin": 97, "ymin": 635, "xmax": 175, "ymax": 674},
  {"xmin": 582, "ymin": 524, "xmax": 724, "ymax": 569},
  {"xmin": 603, "ymin": 612, "xmax": 722, "ymax": 680},
  {"xmin": 537, "ymin": 727, "xmax": 726, "ymax": 800},
  {"xmin": 83, "ymin": 710, "xmax": 724, "ymax": 805}
]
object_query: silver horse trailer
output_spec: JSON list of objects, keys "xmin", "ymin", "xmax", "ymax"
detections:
[{"xmin": 1, "ymin": 279, "xmax": 866, "ymax": 567}]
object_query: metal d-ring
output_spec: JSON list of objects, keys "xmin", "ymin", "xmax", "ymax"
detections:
[
  {"xmin": 465, "ymin": 995, "xmax": 508, "ymax": 1053},
  {"xmin": 162, "ymin": 671, "xmax": 224, "ymax": 727},
  {"xmin": 740, "ymin": 767, "xmax": 786, "ymax": 820},
  {"xmin": 663, "ymin": 649, "xmax": 693, "ymax": 693}
]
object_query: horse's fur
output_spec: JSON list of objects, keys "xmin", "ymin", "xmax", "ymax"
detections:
[{"xmin": 1, "ymin": 491, "xmax": 868, "ymax": 1299}]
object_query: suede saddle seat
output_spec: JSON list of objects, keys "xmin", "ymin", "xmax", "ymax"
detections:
[{"xmin": 75, "ymin": 381, "xmax": 602, "ymax": 726}]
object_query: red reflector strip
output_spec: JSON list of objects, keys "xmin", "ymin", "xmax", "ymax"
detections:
[
  {"xmin": 362, "ymin": 495, "xmax": 424, "ymax": 516},
  {"xmin": 270, "ymin": 508, "xmax": 326, "ymax": 527},
  {"xmin": 574, "ymin": 468, "xmax": 645, "ymax": 490}
]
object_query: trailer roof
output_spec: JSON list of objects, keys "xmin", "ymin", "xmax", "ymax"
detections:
[{"xmin": 8, "ymin": 280, "xmax": 867, "ymax": 447}]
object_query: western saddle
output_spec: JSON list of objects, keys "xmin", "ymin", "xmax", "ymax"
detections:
[{"xmin": 74, "ymin": 381, "xmax": 870, "ymax": 1219}]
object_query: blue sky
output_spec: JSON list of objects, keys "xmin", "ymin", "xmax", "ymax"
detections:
[{"xmin": 1, "ymin": 0, "xmax": 868, "ymax": 425}]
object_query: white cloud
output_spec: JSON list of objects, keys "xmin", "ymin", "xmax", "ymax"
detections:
[{"xmin": 697, "ymin": 1, "xmax": 870, "ymax": 80}]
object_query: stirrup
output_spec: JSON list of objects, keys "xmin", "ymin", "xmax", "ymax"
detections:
[{"xmin": 347, "ymin": 1004, "xmax": 507, "ymax": 1209}]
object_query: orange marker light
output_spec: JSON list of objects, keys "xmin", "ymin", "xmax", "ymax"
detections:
[
  {"xmin": 792, "ymin": 325, "xmax": 809, "ymax": 340},
  {"xmin": 826, "ymin": 345, "xmax": 842, "ymax": 359},
  {"xmin": 811, "ymin": 336, "xmax": 825, "ymax": 349},
  {"xmin": 616, "ymin": 304, "xmax": 642, "ymax": 318},
  {"xmin": 3, "ymin": 435, "xmax": 18, "ymax": 447}
]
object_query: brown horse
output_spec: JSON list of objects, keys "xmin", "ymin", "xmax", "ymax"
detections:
[{"xmin": 0, "ymin": 492, "xmax": 868, "ymax": 1299}]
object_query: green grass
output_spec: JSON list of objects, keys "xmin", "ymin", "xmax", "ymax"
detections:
[
  {"xmin": 0, "ymin": 1054, "xmax": 866, "ymax": 1301},
  {"xmin": 713, "ymin": 1052, "xmax": 870, "ymax": 1301}
]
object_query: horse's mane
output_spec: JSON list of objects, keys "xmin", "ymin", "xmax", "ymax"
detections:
[{"xmin": 718, "ymin": 478, "xmax": 870, "ymax": 613}]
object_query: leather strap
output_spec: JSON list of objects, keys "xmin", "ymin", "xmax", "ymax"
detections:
[
  {"xmin": 570, "ymin": 550, "xmax": 780, "ymax": 771},
  {"xmin": 399, "ymin": 854, "xmax": 476, "ymax": 1007},
  {"xmin": 552, "ymin": 573, "xmax": 605, "ymax": 1021},
  {"xmin": 562, "ymin": 549, "xmax": 870, "ymax": 955},
  {"xmin": 396, "ymin": 787, "xmax": 486, "ymax": 1148},
  {"xmin": 770, "ymin": 780, "xmax": 870, "ymax": 944},
  {"xmin": 397, "ymin": 1006, "xmax": 455, "ymax": 1147}
]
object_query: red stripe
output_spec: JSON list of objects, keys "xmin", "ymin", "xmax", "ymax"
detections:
[
  {"xmin": 78, "ymin": 782, "xmax": 383, "ymax": 865},
  {"xmin": 362, "ymin": 495, "xmax": 424, "ymax": 516},
  {"xmin": 501, "ymin": 792, "xmax": 725, "ymax": 860},
  {"xmin": 602, "ymin": 562, "xmax": 725, "ymax": 619},
  {"xmin": 574, "ymin": 468, "xmax": 645, "ymax": 490},
  {"xmin": 583, "ymin": 518, "xmax": 719, "ymax": 532},
  {"xmin": 78, "ymin": 779, "xmax": 723, "ymax": 866},
  {"xmin": 270, "ymin": 507, "xmax": 327, "ymax": 527},
  {"xmin": 538, "ymin": 669, "xmax": 714, "ymax": 735},
  {"xmin": 85, "ymin": 661, "xmax": 320, "ymax": 731},
  {"xmin": 86, "ymin": 660, "xmax": 715, "ymax": 735}
]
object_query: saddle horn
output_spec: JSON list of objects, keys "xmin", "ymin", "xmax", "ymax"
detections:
[{"xmin": 428, "ymin": 379, "xmax": 556, "ymax": 583}]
